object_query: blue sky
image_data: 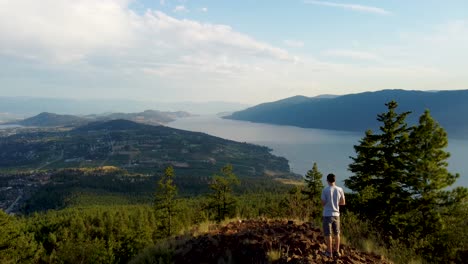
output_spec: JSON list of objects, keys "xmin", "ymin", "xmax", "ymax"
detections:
[{"xmin": 1, "ymin": 0, "xmax": 468, "ymax": 104}]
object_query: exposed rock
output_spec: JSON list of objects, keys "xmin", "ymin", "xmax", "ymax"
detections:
[{"xmin": 172, "ymin": 219, "xmax": 393, "ymax": 264}]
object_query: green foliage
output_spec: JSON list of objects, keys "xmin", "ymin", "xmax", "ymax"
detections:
[
  {"xmin": 346, "ymin": 101, "xmax": 413, "ymax": 234},
  {"xmin": 395, "ymin": 110, "xmax": 468, "ymax": 254},
  {"xmin": 20, "ymin": 205, "xmax": 162, "ymax": 263},
  {"xmin": 341, "ymin": 212, "xmax": 423, "ymax": 264},
  {"xmin": 236, "ymin": 192, "xmax": 285, "ymax": 219},
  {"xmin": 154, "ymin": 166, "xmax": 178, "ymax": 237},
  {"xmin": 1, "ymin": 187, "xmax": 302, "ymax": 264},
  {"xmin": 0, "ymin": 211, "xmax": 42, "ymax": 263},
  {"xmin": 208, "ymin": 164, "xmax": 240, "ymax": 222},
  {"xmin": 280, "ymin": 186, "xmax": 308, "ymax": 220},
  {"xmin": 345, "ymin": 101, "xmax": 468, "ymax": 262},
  {"xmin": 301, "ymin": 162, "xmax": 324, "ymax": 220}
]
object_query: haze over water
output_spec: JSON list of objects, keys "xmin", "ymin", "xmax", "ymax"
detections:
[{"xmin": 169, "ymin": 115, "xmax": 468, "ymax": 189}]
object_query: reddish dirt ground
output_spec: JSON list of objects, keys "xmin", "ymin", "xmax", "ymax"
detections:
[{"xmin": 172, "ymin": 219, "xmax": 393, "ymax": 263}]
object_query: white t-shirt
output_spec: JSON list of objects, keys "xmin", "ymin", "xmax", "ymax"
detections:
[{"xmin": 321, "ymin": 185, "xmax": 345, "ymax": 217}]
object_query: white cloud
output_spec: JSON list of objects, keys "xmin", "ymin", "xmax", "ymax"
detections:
[
  {"xmin": 0, "ymin": 0, "xmax": 136, "ymax": 62},
  {"xmin": 200, "ymin": 7, "xmax": 208, "ymax": 12},
  {"xmin": 283, "ymin": 39, "xmax": 304, "ymax": 48},
  {"xmin": 139, "ymin": 10, "xmax": 293, "ymax": 62},
  {"xmin": 0, "ymin": 0, "xmax": 299, "ymax": 102},
  {"xmin": 0, "ymin": 1, "xmax": 293, "ymax": 65},
  {"xmin": 322, "ymin": 49, "xmax": 380, "ymax": 60},
  {"xmin": 373, "ymin": 20, "xmax": 468, "ymax": 69},
  {"xmin": 173, "ymin": 5, "xmax": 188, "ymax": 13},
  {"xmin": 304, "ymin": 0, "xmax": 391, "ymax": 15},
  {"xmin": 0, "ymin": 3, "xmax": 343, "ymax": 102},
  {"xmin": 134, "ymin": 10, "xmax": 295, "ymax": 78},
  {"xmin": 1, "ymin": 1, "xmax": 467, "ymax": 103}
]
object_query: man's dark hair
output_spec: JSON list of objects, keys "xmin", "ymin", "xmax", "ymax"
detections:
[{"xmin": 327, "ymin": 173, "xmax": 336, "ymax": 183}]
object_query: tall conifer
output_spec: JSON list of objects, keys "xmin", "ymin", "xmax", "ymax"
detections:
[
  {"xmin": 154, "ymin": 166, "xmax": 178, "ymax": 237},
  {"xmin": 346, "ymin": 101, "xmax": 412, "ymax": 235},
  {"xmin": 302, "ymin": 162, "xmax": 324, "ymax": 219},
  {"xmin": 208, "ymin": 164, "xmax": 240, "ymax": 222},
  {"xmin": 346, "ymin": 101, "xmax": 468, "ymax": 258},
  {"xmin": 403, "ymin": 110, "xmax": 467, "ymax": 236}
]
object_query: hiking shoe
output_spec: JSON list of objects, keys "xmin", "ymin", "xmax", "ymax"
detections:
[
  {"xmin": 321, "ymin": 251, "xmax": 333, "ymax": 258},
  {"xmin": 333, "ymin": 251, "xmax": 342, "ymax": 258}
]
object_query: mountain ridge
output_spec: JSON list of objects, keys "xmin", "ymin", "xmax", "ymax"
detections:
[
  {"xmin": 7, "ymin": 109, "xmax": 192, "ymax": 128},
  {"xmin": 225, "ymin": 89, "xmax": 468, "ymax": 138},
  {"xmin": 0, "ymin": 96, "xmax": 249, "ymax": 116}
]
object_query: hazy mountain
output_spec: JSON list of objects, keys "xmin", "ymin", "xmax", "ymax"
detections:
[
  {"xmin": 9, "ymin": 110, "xmax": 191, "ymax": 128},
  {"xmin": 0, "ymin": 97, "xmax": 249, "ymax": 116},
  {"xmin": 225, "ymin": 89, "xmax": 468, "ymax": 138},
  {"xmin": 95, "ymin": 110, "xmax": 191, "ymax": 125},
  {"xmin": 18, "ymin": 112, "xmax": 89, "ymax": 127}
]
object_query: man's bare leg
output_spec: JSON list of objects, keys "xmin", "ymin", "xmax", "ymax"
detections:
[
  {"xmin": 334, "ymin": 235, "xmax": 341, "ymax": 255},
  {"xmin": 326, "ymin": 235, "xmax": 333, "ymax": 254}
]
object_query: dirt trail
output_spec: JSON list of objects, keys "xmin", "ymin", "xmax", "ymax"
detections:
[{"xmin": 173, "ymin": 219, "xmax": 393, "ymax": 264}]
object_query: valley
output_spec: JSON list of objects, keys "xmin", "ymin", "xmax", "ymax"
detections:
[{"xmin": 0, "ymin": 119, "xmax": 298, "ymax": 214}]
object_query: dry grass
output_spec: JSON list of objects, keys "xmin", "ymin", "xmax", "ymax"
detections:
[
  {"xmin": 341, "ymin": 212, "xmax": 423, "ymax": 264},
  {"xmin": 273, "ymin": 178, "xmax": 305, "ymax": 186},
  {"xmin": 267, "ymin": 249, "xmax": 282, "ymax": 262},
  {"xmin": 180, "ymin": 217, "xmax": 244, "ymax": 237}
]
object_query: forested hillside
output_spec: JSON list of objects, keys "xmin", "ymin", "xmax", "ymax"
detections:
[
  {"xmin": 0, "ymin": 119, "xmax": 298, "ymax": 214},
  {"xmin": 226, "ymin": 89, "xmax": 468, "ymax": 138},
  {"xmin": 0, "ymin": 119, "xmax": 293, "ymax": 177}
]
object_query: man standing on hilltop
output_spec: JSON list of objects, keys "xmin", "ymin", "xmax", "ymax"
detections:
[{"xmin": 321, "ymin": 173, "xmax": 346, "ymax": 258}]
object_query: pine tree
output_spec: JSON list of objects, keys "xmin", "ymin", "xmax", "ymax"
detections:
[
  {"xmin": 0, "ymin": 211, "xmax": 41, "ymax": 263},
  {"xmin": 345, "ymin": 101, "xmax": 468, "ymax": 258},
  {"xmin": 281, "ymin": 186, "xmax": 308, "ymax": 220},
  {"xmin": 403, "ymin": 110, "xmax": 468, "ymax": 237},
  {"xmin": 346, "ymin": 101, "xmax": 413, "ymax": 236},
  {"xmin": 302, "ymin": 162, "xmax": 324, "ymax": 219},
  {"xmin": 208, "ymin": 164, "xmax": 240, "ymax": 222},
  {"xmin": 154, "ymin": 166, "xmax": 178, "ymax": 237}
]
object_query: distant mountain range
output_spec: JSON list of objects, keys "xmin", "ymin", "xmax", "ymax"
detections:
[
  {"xmin": 9, "ymin": 110, "xmax": 191, "ymax": 127},
  {"xmin": 0, "ymin": 97, "xmax": 250, "ymax": 119},
  {"xmin": 225, "ymin": 89, "xmax": 468, "ymax": 138},
  {"xmin": 17, "ymin": 112, "xmax": 88, "ymax": 127}
]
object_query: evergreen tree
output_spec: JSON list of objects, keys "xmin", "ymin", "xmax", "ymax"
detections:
[
  {"xmin": 208, "ymin": 164, "xmax": 240, "ymax": 222},
  {"xmin": 279, "ymin": 185, "xmax": 309, "ymax": 220},
  {"xmin": 154, "ymin": 166, "xmax": 178, "ymax": 237},
  {"xmin": 403, "ymin": 110, "xmax": 468, "ymax": 240},
  {"xmin": 0, "ymin": 211, "xmax": 42, "ymax": 263},
  {"xmin": 346, "ymin": 101, "xmax": 412, "ymax": 236},
  {"xmin": 345, "ymin": 101, "xmax": 468, "ymax": 261},
  {"xmin": 302, "ymin": 162, "xmax": 324, "ymax": 219}
]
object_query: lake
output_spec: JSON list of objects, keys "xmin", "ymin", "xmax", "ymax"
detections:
[
  {"xmin": 169, "ymin": 115, "xmax": 468, "ymax": 188},
  {"xmin": 0, "ymin": 124, "xmax": 22, "ymax": 129}
]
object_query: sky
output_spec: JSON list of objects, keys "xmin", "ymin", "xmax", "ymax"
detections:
[{"xmin": 1, "ymin": 0, "xmax": 468, "ymax": 104}]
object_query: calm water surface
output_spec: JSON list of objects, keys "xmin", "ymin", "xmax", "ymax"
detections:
[
  {"xmin": 0, "ymin": 124, "xmax": 22, "ymax": 129},
  {"xmin": 169, "ymin": 115, "xmax": 468, "ymax": 188}
]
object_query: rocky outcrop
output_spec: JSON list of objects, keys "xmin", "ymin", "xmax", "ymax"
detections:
[{"xmin": 173, "ymin": 219, "xmax": 393, "ymax": 264}]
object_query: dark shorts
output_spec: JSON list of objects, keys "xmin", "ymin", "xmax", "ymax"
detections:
[{"xmin": 323, "ymin": 216, "xmax": 340, "ymax": 236}]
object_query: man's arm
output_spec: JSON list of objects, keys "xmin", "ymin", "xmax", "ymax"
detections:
[
  {"xmin": 339, "ymin": 190, "xmax": 346, "ymax": 205},
  {"xmin": 321, "ymin": 189, "xmax": 326, "ymax": 206}
]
